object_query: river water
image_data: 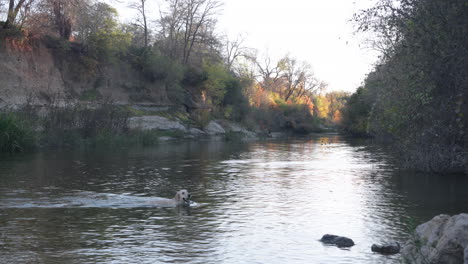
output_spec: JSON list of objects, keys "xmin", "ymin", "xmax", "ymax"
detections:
[{"xmin": 1, "ymin": 135, "xmax": 467, "ymax": 264}]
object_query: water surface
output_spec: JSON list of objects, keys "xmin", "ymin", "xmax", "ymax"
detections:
[{"xmin": 1, "ymin": 135, "xmax": 467, "ymax": 263}]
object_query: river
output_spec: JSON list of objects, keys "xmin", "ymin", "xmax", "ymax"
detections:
[{"xmin": 1, "ymin": 135, "xmax": 467, "ymax": 264}]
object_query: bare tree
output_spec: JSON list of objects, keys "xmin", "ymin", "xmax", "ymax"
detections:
[
  {"xmin": 251, "ymin": 52, "xmax": 284, "ymax": 93},
  {"xmin": 3, "ymin": 0, "xmax": 29, "ymax": 28},
  {"xmin": 158, "ymin": 0, "xmax": 222, "ymax": 64},
  {"xmin": 280, "ymin": 56, "xmax": 323, "ymax": 102},
  {"xmin": 16, "ymin": 0, "xmax": 35, "ymax": 27},
  {"xmin": 251, "ymin": 53, "xmax": 324, "ymax": 102},
  {"xmin": 224, "ymin": 34, "xmax": 254, "ymax": 72},
  {"xmin": 37, "ymin": 0, "xmax": 89, "ymax": 39},
  {"xmin": 181, "ymin": 0, "xmax": 221, "ymax": 64},
  {"xmin": 129, "ymin": 0, "xmax": 149, "ymax": 47},
  {"xmin": 158, "ymin": 0, "xmax": 185, "ymax": 58}
]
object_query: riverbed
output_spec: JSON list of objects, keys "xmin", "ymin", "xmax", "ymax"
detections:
[{"xmin": 1, "ymin": 135, "xmax": 467, "ymax": 263}]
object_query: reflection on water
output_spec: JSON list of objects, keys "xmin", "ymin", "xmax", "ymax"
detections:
[{"xmin": 1, "ymin": 136, "xmax": 467, "ymax": 264}]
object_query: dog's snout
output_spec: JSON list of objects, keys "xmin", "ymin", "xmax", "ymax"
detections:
[{"xmin": 188, "ymin": 194, "xmax": 192, "ymax": 198}]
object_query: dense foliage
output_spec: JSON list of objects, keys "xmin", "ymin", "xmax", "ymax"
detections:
[
  {"xmin": 0, "ymin": 112, "xmax": 36, "ymax": 153},
  {"xmin": 343, "ymin": 0, "xmax": 467, "ymax": 172}
]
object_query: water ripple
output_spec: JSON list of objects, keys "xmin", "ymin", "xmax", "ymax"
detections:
[{"xmin": 1, "ymin": 137, "xmax": 467, "ymax": 263}]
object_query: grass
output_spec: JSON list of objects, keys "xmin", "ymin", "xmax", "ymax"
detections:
[
  {"xmin": 79, "ymin": 89, "xmax": 103, "ymax": 101},
  {"xmin": 0, "ymin": 112, "xmax": 36, "ymax": 153},
  {"xmin": 0, "ymin": 103, "xmax": 194, "ymax": 153}
]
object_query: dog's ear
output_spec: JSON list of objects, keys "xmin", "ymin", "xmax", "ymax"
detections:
[{"xmin": 175, "ymin": 192, "xmax": 181, "ymax": 201}]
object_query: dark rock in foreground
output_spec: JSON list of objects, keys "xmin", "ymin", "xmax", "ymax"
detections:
[
  {"xmin": 371, "ymin": 242, "xmax": 400, "ymax": 254},
  {"xmin": 320, "ymin": 234, "xmax": 355, "ymax": 248}
]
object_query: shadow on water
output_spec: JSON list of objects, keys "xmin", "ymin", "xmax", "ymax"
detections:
[{"xmin": 1, "ymin": 136, "xmax": 467, "ymax": 264}]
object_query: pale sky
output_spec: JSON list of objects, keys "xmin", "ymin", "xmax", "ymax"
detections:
[
  {"xmin": 218, "ymin": 0, "xmax": 378, "ymax": 92},
  {"xmin": 113, "ymin": 0, "xmax": 379, "ymax": 92}
]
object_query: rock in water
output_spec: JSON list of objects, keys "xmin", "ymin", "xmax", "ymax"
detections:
[
  {"xmin": 401, "ymin": 213, "xmax": 468, "ymax": 264},
  {"xmin": 371, "ymin": 242, "xmax": 400, "ymax": 254},
  {"xmin": 128, "ymin": 116, "xmax": 187, "ymax": 131},
  {"xmin": 204, "ymin": 121, "xmax": 225, "ymax": 135},
  {"xmin": 320, "ymin": 234, "xmax": 355, "ymax": 248}
]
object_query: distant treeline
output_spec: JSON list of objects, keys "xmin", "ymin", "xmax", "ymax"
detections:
[
  {"xmin": 342, "ymin": 0, "xmax": 467, "ymax": 173},
  {"xmin": 0, "ymin": 0, "xmax": 349, "ymax": 137}
]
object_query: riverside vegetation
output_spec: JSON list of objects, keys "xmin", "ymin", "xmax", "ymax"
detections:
[
  {"xmin": 0, "ymin": 0, "xmax": 348, "ymax": 153},
  {"xmin": 342, "ymin": 0, "xmax": 467, "ymax": 173}
]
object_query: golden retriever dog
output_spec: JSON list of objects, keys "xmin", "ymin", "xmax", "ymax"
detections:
[{"xmin": 151, "ymin": 189, "xmax": 192, "ymax": 207}]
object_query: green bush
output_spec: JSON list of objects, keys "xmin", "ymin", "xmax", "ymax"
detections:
[
  {"xmin": 191, "ymin": 109, "xmax": 212, "ymax": 128},
  {"xmin": 0, "ymin": 113, "xmax": 36, "ymax": 153},
  {"xmin": 202, "ymin": 62, "xmax": 230, "ymax": 106},
  {"xmin": 129, "ymin": 47, "xmax": 185, "ymax": 102},
  {"xmin": 182, "ymin": 66, "xmax": 207, "ymax": 86},
  {"xmin": 0, "ymin": 23, "xmax": 24, "ymax": 40},
  {"xmin": 87, "ymin": 29, "xmax": 131, "ymax": 61},
  {"xmin": 223, "ymin": 78, "xmax": 250, "ymax": 121},
  {"xmin": 341, "ymin": 86, "xmax": 373, "ymax": 136}
]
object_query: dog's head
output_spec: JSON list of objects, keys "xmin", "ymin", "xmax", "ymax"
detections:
[{"xmin": 174, "ymin": 189, "xmax": 191, "ymax": 205}]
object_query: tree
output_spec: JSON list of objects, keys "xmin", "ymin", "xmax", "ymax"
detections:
[
  {"xmin": 325, "ymin": 91, "xmax": 349, "ymax": 124},
  {"xmin": 341, "ymin": 86, "xmax": 372, "ymax": 135},
  {"xmin": 2, "ymin": 0, "xmax": 31, "ymax": 29},
  {"xmin": 157, "ymin": 0, "xmax": 222, "ymax": 64},
  {"xmin": 181, "ymin": 0, "xmax": 221, "ymax": 64},
  {"xmin": 223, "ymin": 34, "xmax": 252, "ymax": 72},
  {"xmin": 351, "ymin": 0, "xmax": 468, "ymax": 172},
  {"xmin": 202, "ymin": 61, "xmax": 230, "ymax": 106},
  {"xmin": 251, "ymin": 52, "xmax": 283, "ymax": 93},
  {"xmin": 252, "ymin": 54, "xmax": 324, "ymax": 102},
  {"xmin": 75, "ymin": 2, "xmax": 117, "ymax": 44},
  {"xmin": 279, "ymin": 55, "xmax": 323, "ymax": 102},
  {"xmin": 157, "ymin": 0, "xmax": 185, "ymax": 59},
  {"xmin": 129, "ymin": 0, "xmax": 149, "ymax": 47},
  {"xmin": 39, "ymin": 0, "xmax": 89, "ymax": 39},
  {"xmin": 121, "ymin": 23, "xmax": 146, "ymax": 47},
  {"xmin": 83, "ymin": 3, "xmax": 131, "ymax": 60}
]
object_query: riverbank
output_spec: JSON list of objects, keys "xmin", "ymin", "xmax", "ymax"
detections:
[{"xmin": 0, "ymin": 103, "xmax": 282, "ymax": 153}]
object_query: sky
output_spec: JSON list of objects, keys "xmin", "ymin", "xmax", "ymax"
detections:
[{"xmin": 112, "ymin": 0, "xmax": 379, "ymax": 92}]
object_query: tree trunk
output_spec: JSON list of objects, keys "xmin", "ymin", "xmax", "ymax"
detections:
[{"xmin": 3, "ymin": 0, "xmax": 27, "ymax": 29}]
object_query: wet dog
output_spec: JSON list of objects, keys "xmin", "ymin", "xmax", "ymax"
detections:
[{"xmin": 151, "ymin": 189, "xmax": 192, "ymax": 207}]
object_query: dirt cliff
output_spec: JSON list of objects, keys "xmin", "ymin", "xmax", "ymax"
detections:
[{"xmin": 0, "ymin": 37, "xmax": 173, "ymax": 108}]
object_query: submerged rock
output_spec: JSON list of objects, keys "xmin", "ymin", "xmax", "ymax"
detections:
[
  {"xmin": 320, "ymin": 234, "xmax": 355, "ymax": 248},
  {"xmin": 401, "ymin": 213, "xmax": 468, "ymax": 264},
  {"xmin": 371, "ymin": 242, "xmax": 400, "ymax": 254}
]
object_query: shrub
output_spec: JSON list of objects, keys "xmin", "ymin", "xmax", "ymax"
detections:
[
  {"xmin": 41, "ymin": 104, "xmax": 130, "ymax": 147},
  {"xmin": 223, "ymin": 78, "xmax": 250, "ymax": 121},
  {"xmin": 129, "ymin": 47, "xmax": 185, "ymax": 102},
  {"xmin": 182, "ymin": 66, "xmax": 207, "ymax": 86},
  {"xmin": 87, "ymin": 29, "xmax": 131, "ymax": 61},
  {"xmin": 202, "ymin": 62, "xmax": 230, "ymax": 106},
  {"xmin": 191, "ymin": 109, "xmax": 212, "ymax": 128},
  {"xmin": 341, "ymin": 86, "xmax": 373, "ymax": 136},
  {"xmin": 0, "ymin": 23, "xmax": 24, "ymax": 40},
  {"xmin": 0, "ymin": 113, "xmax": 36, "ymax": 153}
]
